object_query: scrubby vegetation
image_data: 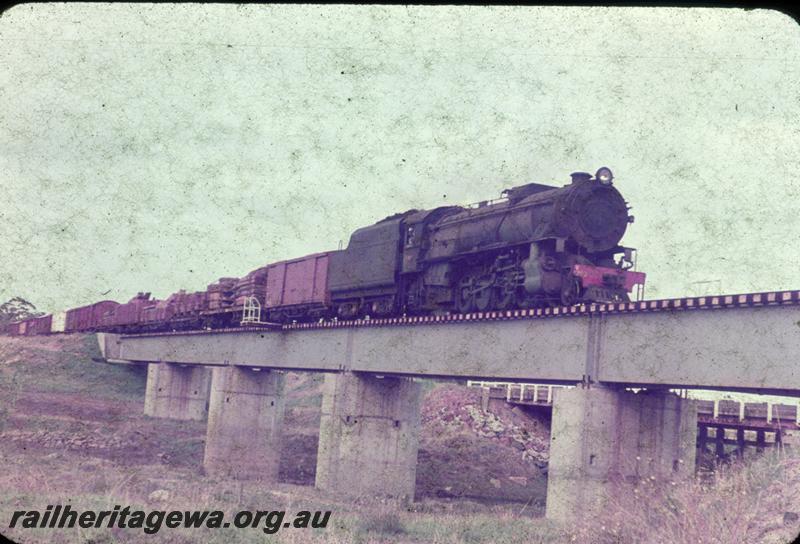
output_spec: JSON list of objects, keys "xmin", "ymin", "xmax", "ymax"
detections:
[{"xmin": 570, "ymin": 450, "xmax": 800, "ymax": 544}]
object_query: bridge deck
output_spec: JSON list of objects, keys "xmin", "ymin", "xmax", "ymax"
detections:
[{"xmin": 99, "ymin": 291, "xmax": 800, "ymax": 395}]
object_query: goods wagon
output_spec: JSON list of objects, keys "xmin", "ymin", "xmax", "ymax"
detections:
[
  {"xmin": 10, "ymin": 317, "xmax": 42, "ymax": 336},
  {"xmin": 7, "ymin": 321, "xmax": 24, "ymax": 335},
  {"xmin": 65, "ymin": 300, "xmax": 119, "ymax": 332},
  {"xmin": 206, "ymin": 278, "xmax": 237, "ymax": 311},
  {"xmin": 141, "ymin": 300, "xmax": 174, "ymax": 326},
  {"xmin": 102, "ymin": 293, "xmax": 154, "ymax": 330},
  {"xmin": 168, "ymin": 290, "xmax": 208, "ymax": 317},
  {"xmin": 234, "ymin": 266, "xmax": 269, "ymax": 306},
  {"xmin": 8, "ymin": 318, "xmax": 30, "ymax": 336},
  {"xmin": 265, "ymin": 252, "xmax": 334, "ymax": 322},
  {"xmin": 26, "ymin": 314, "xmax": 53, "ymax": 335}
]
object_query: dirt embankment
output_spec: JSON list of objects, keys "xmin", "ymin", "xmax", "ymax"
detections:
[
  {"xmin": 0, "ymin": 334, "xmax": 551, "ymax": 507},
  {"xmin": 418, "ymin": 385, "xmax": 550, "ymax": 504}
]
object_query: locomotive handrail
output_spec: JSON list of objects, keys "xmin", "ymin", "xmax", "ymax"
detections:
[{"xmin": 464, "ymin": 196, "xmax": 509, "ymax": 209}]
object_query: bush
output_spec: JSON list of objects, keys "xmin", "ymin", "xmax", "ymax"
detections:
[
  {"xmin": 570, "ymin": 448, "xmax": 800, "ymax": 544},
  {"xmin": 354, "ymin": 509, "xmax": 406, "ymax": 537}
]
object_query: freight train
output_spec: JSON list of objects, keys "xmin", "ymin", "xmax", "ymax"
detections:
[{"xmin": 5, "ymin": 167, "xmax": 645, "ymax": 336}]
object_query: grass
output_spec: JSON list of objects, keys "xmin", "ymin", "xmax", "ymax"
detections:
[
  {"xmin": 0, "ymin": 334, "xmax": 146, "ymax": 401},
  {"xmin": 353, "ymin": 509, "xmax": 406, "ymax": 538},
  {"xmin": 12, "ymin": 439, "xmax": 793, "ymax": 543},
  {"xmin": 0, "ymin": 499, "xmax": 570, "ymax": 544},
  {"xmin": 569, "ymin": 447, "xmax": 800, "ymax": 544},
  {"xmin": 2, "ymin": 455, "xmax": 552, "ymax": 544},
  {"xmin": 0, "ymin": 441, "xmax": 564, "ymax": 544}
]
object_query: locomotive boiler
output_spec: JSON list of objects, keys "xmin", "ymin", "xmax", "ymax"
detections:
[{"xmin": 329, "ymin": 167, "xmax": 644, "ymax": 318}]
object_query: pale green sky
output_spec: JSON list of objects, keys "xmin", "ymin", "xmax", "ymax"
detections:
[{"xmin": 1, "ymin": 4, "xmax": 799, "ymax": 312}]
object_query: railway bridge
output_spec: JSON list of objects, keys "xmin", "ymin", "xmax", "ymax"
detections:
[
  {"xmin": 469, "ymin": 381, "xmax": 796, "ymax": 458},
  {"xmin": 97, "ymin": 290, "xmax": 800, "ymax": 522}
]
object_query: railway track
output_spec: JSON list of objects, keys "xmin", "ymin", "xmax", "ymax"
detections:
[{"xmin": 121, "ymin": 288, "xmax": 800, "ymax": 337}]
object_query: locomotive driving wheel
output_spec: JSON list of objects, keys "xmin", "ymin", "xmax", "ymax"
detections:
[
  {"xmin": 560, "ymin": 276, "xmax": 582, "ymax": 306},
  {"xmin": 456, "ymin": 276, "xmax": 476, "ymax": 313},
  {"xmin": 473, "ymin": 276, "xmax": 493, "ymax": 312}
]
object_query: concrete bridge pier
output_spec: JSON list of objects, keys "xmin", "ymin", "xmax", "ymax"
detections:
[
  {"xmin": 203, "ymin": 366, "xmax": 286, "ymax": 480},
  {"xmin": 144, "ymin": 362, "xmax": 212, "ymax": 420},
  {"xmin": 315, "ymin": 372, "xmax": 422, "ymax": 502},
  {"xmin": 546, "ymin": 385, "xmax": 698, "ymax": 522}
]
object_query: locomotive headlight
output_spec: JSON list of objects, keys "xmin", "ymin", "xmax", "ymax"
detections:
[{"xmin": 595, "ymin": 167, "xmax": 614, "ymax": 185}]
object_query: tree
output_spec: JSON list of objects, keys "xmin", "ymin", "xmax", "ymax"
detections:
[{"xmin": 0, "ymin": 297, "xmax": 44, "ymax": 325}]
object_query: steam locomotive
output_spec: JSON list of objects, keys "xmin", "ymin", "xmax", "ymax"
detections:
[
  {"xmin": 330, "ymin": 166, "xmax": 643, "ymax": 318},
  {"xmin": 7, "ymin": 167, "xmax": 645, "ymax": 335}
]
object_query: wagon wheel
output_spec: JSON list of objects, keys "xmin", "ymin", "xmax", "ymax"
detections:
[
  {"xmin": 474, "ymin": 276, "xmax": 493, "ymax": 312},
  {"xmin": 456, "ymin": 277, "xmax": 476, "ymax": 313}
]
